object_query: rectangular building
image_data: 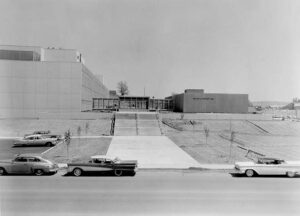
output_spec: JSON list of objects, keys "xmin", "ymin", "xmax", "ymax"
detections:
[
  {"xmin": 0, "ymin": 45, "xmax": 108, "ymax": 118},
  {"xmin": 170, "ymin": 89, "xmax": 248, "ymax": 113}
]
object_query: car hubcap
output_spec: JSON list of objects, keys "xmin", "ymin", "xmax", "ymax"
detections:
[
  {"xmin": 287, "ymin": 172, "xmax": 295, "ymax": 178},
  {"xmin": 0, "ymin": 169, "xmax": 4, "ymax": 175},
  {"xmin": 35, "ymin": 170, "xmax": 43, "ymax": 176},
  {"xmin": 246, "ymin": 170, "xmax": 254, "ymax": 177},
  {"xmin": 115, "ymin": 170, "xmax": 122, "ymax": 176},
  {"xmin": 74, "ymin": 169, "xmax": 81, "ymax": 176}
]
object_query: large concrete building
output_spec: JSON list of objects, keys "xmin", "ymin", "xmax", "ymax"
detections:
[
  {"xmin": 168, "ymin": 89, "xmax": 248, "ymax": 113},
  {"xmin": 0, "ymin": 45, "xmax": 108, "ymax": 118}
]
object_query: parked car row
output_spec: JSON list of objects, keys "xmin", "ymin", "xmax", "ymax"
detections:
[{"xmin": 0, "ymin": 154, "xmax": 138, "ymax": 177}]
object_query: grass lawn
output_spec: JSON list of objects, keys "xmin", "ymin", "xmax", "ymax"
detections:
[
  {"xmin": 43, "ymin": 137, "xmax": 112, "ymax": 163},
  {"xmin": 163, "ymin": 118, "xmax": 300, "ymax": 164},
  {"xmin": 0, "ymin": 119, "xmax": 112, "ymax": 137}
]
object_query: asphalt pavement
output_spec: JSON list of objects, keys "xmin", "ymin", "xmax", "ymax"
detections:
[
  {"xmin": 0, "ymin": 171, "xmax": 300, "ymax": 216},
  {"xmin": 0, "ymin": 138, "xmax": 51, "ymax": 159}
]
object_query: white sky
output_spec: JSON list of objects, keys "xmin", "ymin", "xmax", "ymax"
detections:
[{"xmin": 0, "ymin": 0, "xmax": 299, "ymax": 101}]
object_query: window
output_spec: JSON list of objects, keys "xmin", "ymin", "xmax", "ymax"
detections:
[
  {"xmin": 15, "ymin": 157, "xmax": 27, "ymax": 162},
  {"xmin": 105, "ymin": 159, "xmax": 112, "ymax": 165},
  {"xmin": 28, "ymin": 157, "xmax": 40, "ymax": 162}
]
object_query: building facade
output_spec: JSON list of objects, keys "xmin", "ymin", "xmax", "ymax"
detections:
[
  {"xmin": 0, "ymin": 45, "xmax": 108, "ymax": 118},
  {"xmin": 169, "ymin": 89, "xmax": 248, "ymax": 113}
]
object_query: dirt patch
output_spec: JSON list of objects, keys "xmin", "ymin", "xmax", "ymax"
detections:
[{"xmin": 43, "ymin": 137, "xmax": 112, "ymax": 163}]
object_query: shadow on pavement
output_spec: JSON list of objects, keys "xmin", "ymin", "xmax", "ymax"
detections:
[
  {"xmin": 63, "ymin": 171, "xmax": 136, "ymax": 177},
  {"xmin": 12, "ymin": 145, "xmax": 53, "ymax": 148},
  {"xmin": 230, "ymin": 173, "xmax": 300, "ymax": 178}
]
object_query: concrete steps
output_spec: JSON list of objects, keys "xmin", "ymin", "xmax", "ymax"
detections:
[{"xmin": 114, "ymin": 112, "xmax": 163, "ymax": 136}]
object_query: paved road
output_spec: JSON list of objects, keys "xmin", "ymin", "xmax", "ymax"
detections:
[
  {"xmin": 1, "ymin": 171, "xmax": 300, "ymax": 216},
  {"xmin": 0, "ymin": 138, "xmax": 50, "ymax": 159}
]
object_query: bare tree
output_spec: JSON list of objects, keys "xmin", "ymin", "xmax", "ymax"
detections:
[
  {"xmin": 85, "ymin": 122, "xmax": 89, "ymax": 135},
  {"xmin": 228, "ymin": 120, "xmax": 236, "ymax": 162},
  {"xmin": 64, "ymin": 129, "xmax": 71, "ymax": 161},
  {"xmin": 117, "ymin": 81, "xmax": 129, "ymax": 96},
  {"xmin": 180, "ymin": 113, "xmax": 184, "ymax": 120},
  {"xmin": 229, "ymin": 131, "xmax": 236, "ymax": 162},
  {"xmin": 204, "ymin": 126, "xmax": 210, "ymax": 145},
  {"xmin": 77, "ymin": 125, "xmax": 82, "ymax": 147},
  {"xmin": 190, "ymin": 120, "xmax": 196, "ymax": 132}
]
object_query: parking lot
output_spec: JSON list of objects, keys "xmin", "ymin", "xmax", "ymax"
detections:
[{"xmin": 0, "ymin": 138, "xmax": 51, "ymax": 159}]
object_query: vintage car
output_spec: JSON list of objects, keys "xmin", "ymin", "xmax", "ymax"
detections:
[
  {"xmin": 234, "ymin": 157, "xmax": 300, "ymax": 177},
  {"xmin": 24, "ymin": 131, "xmax": 63, "ymax": 140},
  {"xmin": 67, "ymin": 155, "xmax": 138, "ymax": 176},
  {"xmin": 14, "ymin": 134, "xmax": 60, "ymax": 147},
  {"xmin": 0, "ymin": 154, "xmax": 59, "ymax": 176}
]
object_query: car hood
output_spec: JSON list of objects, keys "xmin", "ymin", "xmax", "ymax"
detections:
[
  {"xmin": 0, "ymin": 159, "xmax": 12, "ymax": 164},
  {"xmin": 115, "ymin": 160, "xmax": 138, "ymax": 165},
  {"xmin": 285, "ymin": 161, "xmax": 300, "ymax": 165},
  {"xmin": 235, "ymin": 161, "xmax": 255, "ymax": 166}
]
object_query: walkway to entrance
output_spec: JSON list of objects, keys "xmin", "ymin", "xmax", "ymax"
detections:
[
  {"xmin": 114, "ymin": 112, "xmax": 163, "ymax": 136},
  {"xmin": 107, "ymin": 136, "xmax": 200, "ymax": 169}
]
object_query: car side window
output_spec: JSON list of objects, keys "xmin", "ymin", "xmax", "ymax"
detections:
[
  {"xmin": 105, "ymin": 159, "xmax": 112, "ymax": 165},
  {"xmin": 15, "ymin": 157, "xmax": 27, "ymax": 162},
  {"xmin": 28, "ymin": 157, "xmax": 40, "ymax": 162}
]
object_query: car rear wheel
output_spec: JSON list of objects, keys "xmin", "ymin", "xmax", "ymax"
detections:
[
  {"xmin": 34, "ymin": 169, "xmax": 44, "ymax": 176},
  {"xmin": 0, "ymin": 167, "xmax": 6, "ymax": 175},
  {"xmin": 114, "ymin": 170, "xmax": 123, "ymax": 176},
  {"xmin": 287, "ymin": 171, "xmax": 295, "ymax": 178},
  {"xmin": 73, "ymin": 168, "xmax": 82, "ymax": 177},
  {"xmin": 245, "ymin": 169, "xmax": 255, "ymax": 177},
  {"xmin": 45, "ymin": 142, "xmax": 52, "ymax": 147}
]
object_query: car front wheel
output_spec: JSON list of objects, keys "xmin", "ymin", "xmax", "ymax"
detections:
[
  {"xmin": 34, "ymin": 169, "xmax": 44, "ymax": 176},
  {"xmin": 73, "ymin": 168, "xmax": 82, "ymax": 177},
  {"xmin": 287, "ymin": 171, "xmax": 295, "ymax": 178},
  {"xmin": 45, "ymin": 142, "xmax": 52, "ymax": 147},
  {"xmin": 0, "ymin": 167, "xmax": 6, "ymax": 175},
  {"xmin": 114, "ymin": 170, "xmax": 123, "ymax": 176},
  {"xmin": 245, "ymin": 169, "xmax": 255, "ymax": 177}
]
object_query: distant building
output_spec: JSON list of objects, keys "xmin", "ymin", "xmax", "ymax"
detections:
[
  {"xmin": 294, "ymin": 103, "xmax": 300, "ymax": 110},
  {"xmin": 0, "ymin": 45, "xmax": 108, "ymax": 118},
  {"xmin": 168, "ymin": 89, "xmax": 248, "ymax": 113}
]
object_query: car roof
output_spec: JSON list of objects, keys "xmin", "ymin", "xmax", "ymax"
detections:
[
  {"xmin": 91, "ymin": 155, "xmax": 113, "ymax": 159},
  {"xmin": 25, "ymin": 134, "xmax": 42, "ymax": 137},
  {"xmin": 258, "ymin": 157, "xmax": 282, "ymax": 161}
]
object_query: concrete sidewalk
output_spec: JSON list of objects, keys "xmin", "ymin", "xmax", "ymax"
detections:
[
  {"xmin": 107, "ymin": 136, "xmax": 200, "ymax": 169},
  {"xmin": 190, "ymin": 164, "xmax": 235, "ymax": 170}
]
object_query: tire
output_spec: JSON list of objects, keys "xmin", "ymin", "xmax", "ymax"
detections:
[
  {"xmin": 45, "ymin": 142, "xmax": 52, "ymax": 147},
  {"xmin": 287, "ymin": 171, "xmax": 295, "ymax": 178},
  {"xmin": 114, "ymin": 170, "xmax": 123, "ymax": 176},
  {"xmin": 34, "ymin": 169, "xmax": 44, "ymax": 176},
  {"xmin": 130, "ymin": 171, "xmax": 136, "ymax": 176},
  {"xmin": 73, "ymin": 168, "xmax": 82, "ymax": 177},
  {"xmin": 245, "ymin": 169, "xmax": 255, "ymax": 177},
  {"xmin": 0, "ymin": 167, "xmax": 6, "ymax": 176}
]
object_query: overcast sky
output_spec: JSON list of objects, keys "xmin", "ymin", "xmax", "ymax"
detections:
[{"xmin": 0, "ymin": 0, "xmax": 299, "ymax": 101}]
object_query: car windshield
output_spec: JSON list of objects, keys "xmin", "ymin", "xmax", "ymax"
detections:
[{"xmin": 113, "ymin": 157, "xmax": 121, "ymax": 163}]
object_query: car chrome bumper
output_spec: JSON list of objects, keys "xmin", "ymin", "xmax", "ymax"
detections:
[{"xmin": 49, "ymin": 168, "xmax": 59, "ymax": 172}]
